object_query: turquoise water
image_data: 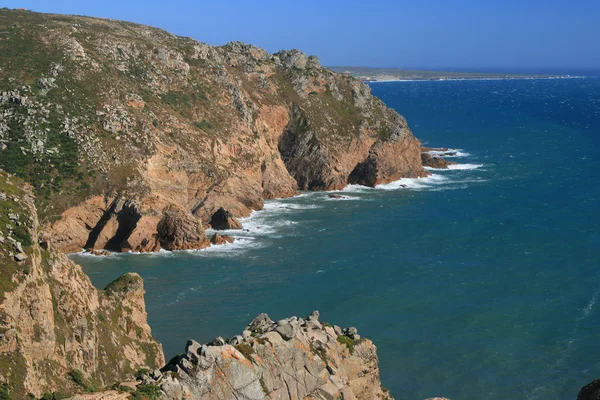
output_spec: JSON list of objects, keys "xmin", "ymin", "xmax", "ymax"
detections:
[{"xmin": 73, "ymin": 77, "xmax": 600, "ymax": 400}]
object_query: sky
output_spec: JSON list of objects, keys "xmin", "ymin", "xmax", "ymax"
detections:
[{"xmin": 3, "ymin": 0, "xmax": 600, "ymax": 70}]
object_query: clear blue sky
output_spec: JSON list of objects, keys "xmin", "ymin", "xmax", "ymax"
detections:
[{"xmin": 4, "ymin": 0, "xmax": 600, "ymax": 69}]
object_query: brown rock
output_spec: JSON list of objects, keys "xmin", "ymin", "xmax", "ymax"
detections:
[
  {"xmin": 421, "ymin": 153, "xmax": 458, "ymax": 169},
  {"xmin": 209, "ymin": 207, "xmax": 243, "ymax": 230},
  {"xmin": 0, "ymin": 173, "xmax": 164, "ymax": 398},
  {"xmin": 210, "ymin": 233, "xmax": 234, "ymax": 245},
  {"xmin": 157, "ymin": 206, "xmax": 210, "ymax": 251}
]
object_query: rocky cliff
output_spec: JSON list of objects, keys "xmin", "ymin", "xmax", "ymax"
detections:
[
  {"xmin": 0, "ymin": 9, "xmax": 427, "ymax": 254},
  {"xmin": 83, "ymin": 311, "xmax": 393, "ymax": 400},
  {"xmin": 0, "ymin": 171, "xmax": 163, "ymax": 398}
]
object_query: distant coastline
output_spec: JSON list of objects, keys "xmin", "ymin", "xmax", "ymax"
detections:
[{"xmin": 328, "ymin": 66, "xmax": 580, "ymax": 82}]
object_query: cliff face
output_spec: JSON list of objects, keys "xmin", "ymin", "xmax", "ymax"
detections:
[
  {"xmin": 0, "ymin": 171, "xmax": 164, "ymax": 398},
  {"xmin": 141, "ymin": 311, "xmax": 392, "ymax": 400},
  {"xmin": 0, "ymin": 9, "xmax": 427, "ymax": 254}
]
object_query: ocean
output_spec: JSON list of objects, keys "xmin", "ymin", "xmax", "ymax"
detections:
[{"xmin": 73, "ymin": 76, "xmax": 600, "ymax": 400}]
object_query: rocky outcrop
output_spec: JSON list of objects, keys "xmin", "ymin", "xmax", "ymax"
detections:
[
  {"xmin": 137, "ymin": 311, "xmax": 392, "ymax": 400},
  {"xmin": 0, "ymin": 9, "xmax": 428, "ymax": 253},
  {"xmin": 157, "ymin": 206, "xmax": 209, "ymax": 250},
  {"xmin": 209, "ymin": 207, "xmax": 243, "ymax": 230},
  {"xmin": 210, "ymin": 233, "xmax": 234, "ymax": 245},
  {"xmin": 0, "ymin": 172, "xmax": 164, "ymax": 398},
  {"xmin": 421, "ymin": 153, "xmax": 457, "ymax": 169}
]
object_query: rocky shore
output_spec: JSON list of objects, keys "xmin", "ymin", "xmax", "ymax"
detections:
[
  {"xmin": 0, "ymin": 9, "xmax": 428, "ymax": 256},
  {"xmin": 0, "ymin": 170, "xmax": 398, "ymax": 399},
  {"xmin": 0, "ymin": 9, "xmax": 462, "ymax": 399}
]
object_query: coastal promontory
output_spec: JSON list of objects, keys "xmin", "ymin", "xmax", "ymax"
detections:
[{"xmin": 0, "ymin": 8, "xmax": 428, "ymax": 255}]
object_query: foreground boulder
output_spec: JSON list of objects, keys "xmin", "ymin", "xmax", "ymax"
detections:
[
  {"xmin": 209, "ymin": 207, "xmax": 243, "ymax": 230},
  {"xmin": 141, "ymin": 311, "xmax": 392, "ymax": 400}
]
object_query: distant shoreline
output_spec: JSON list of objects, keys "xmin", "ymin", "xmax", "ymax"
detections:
[
  {"xmin": 328, "ymin": 66, "xmax": 584, "ymax": 83},
  {"xmin": 366, "ymin": 75, "xmax": 585, "ymax": 83}
]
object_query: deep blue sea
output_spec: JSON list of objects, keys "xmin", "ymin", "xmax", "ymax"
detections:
[{"xmin": 73, "ymin": 77, "xmax": 600, "ymax": 400}]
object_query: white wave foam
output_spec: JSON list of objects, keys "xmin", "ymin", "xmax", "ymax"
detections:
[
  {"xmin": 339, "ymin": 184, "xmax": 374, "ymax": 194},
  {"xmin": 426, "ymin": 149, "xmax": 470, "ymax": 157},
  {"xmin": 262, "ymin": 202, "xmax": 321, "ymax": 211},
  {"xmin": 325, "ymin": 195, "xmax": 360, "ymax": 201},
  {"xmin": 375, "ymin": 174, "xmax": 450, "ymax": 190},
  {"xmin": 447, "ymin": 163, "xmax": 484, "ymax": 170},
  {"xmin": 186, "ymin": 237, "xmax": 263, "ymax": 256}
]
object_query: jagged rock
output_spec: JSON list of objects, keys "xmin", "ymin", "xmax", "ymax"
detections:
[
  {"xmin": 421, "ymin": 152, "xmax": 457, "ymax": 169},
  {"xmin": 210, "ymin": 233, "xmax": 234, "ymax": 245},
  {"xmin": 209, "ymin": 336, "xmax": 226, "ymax": 346},
  {"xmin": 275, "ymin": 319, "xmax": 298, "ymax": 340},
  {"xmin": 328, "ymin": 193, "xmax": 347, "ymax": 199},
  {"xmin": 246, "ymin": 313, "xmax": 274, "ymax": 334},
  {"xmin": 344, "ymin": 327, "xmax": 360, "ymax": 340},
  {"xmin": 146, "ymin": 312, "xmax": 392, "ymax": 400},
  {"xmin": 276, "ymin": 49, "xmax": 310, "ymax": 69},
  {"xmin": 209, "ymin": 207, "xmax": 243, "ymax": 230},
  {"xmin": 14, "ymin": 253, "xmax": 27, "ymax": 261}
]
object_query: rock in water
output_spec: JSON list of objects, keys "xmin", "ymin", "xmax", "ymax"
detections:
[
  {"xmin": 209, "ymin": 207, "xmax": 243, "ymax": 230},
  {"xmin": 157, "ymin": 206, "xmax": 210, "ymax": 250},
  {"xmin": 210, "ymin": 233, "xmax": 234, "ymax": 245},
  {"xmin": 421, "ymin": 152, "xmax": 457, "ymax": 169}
]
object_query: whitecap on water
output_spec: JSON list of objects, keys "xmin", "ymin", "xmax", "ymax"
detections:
[
  {"xmin": 376, "ymin": 174, "xmax": 450, "ymax": 190},
  {"xmin": 447, "ymin": 163, "xmax": 484, "ymax": 170},
  {"xmin": 426, "ymin": 149, "xmax": 470, "ymax": 157}
]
